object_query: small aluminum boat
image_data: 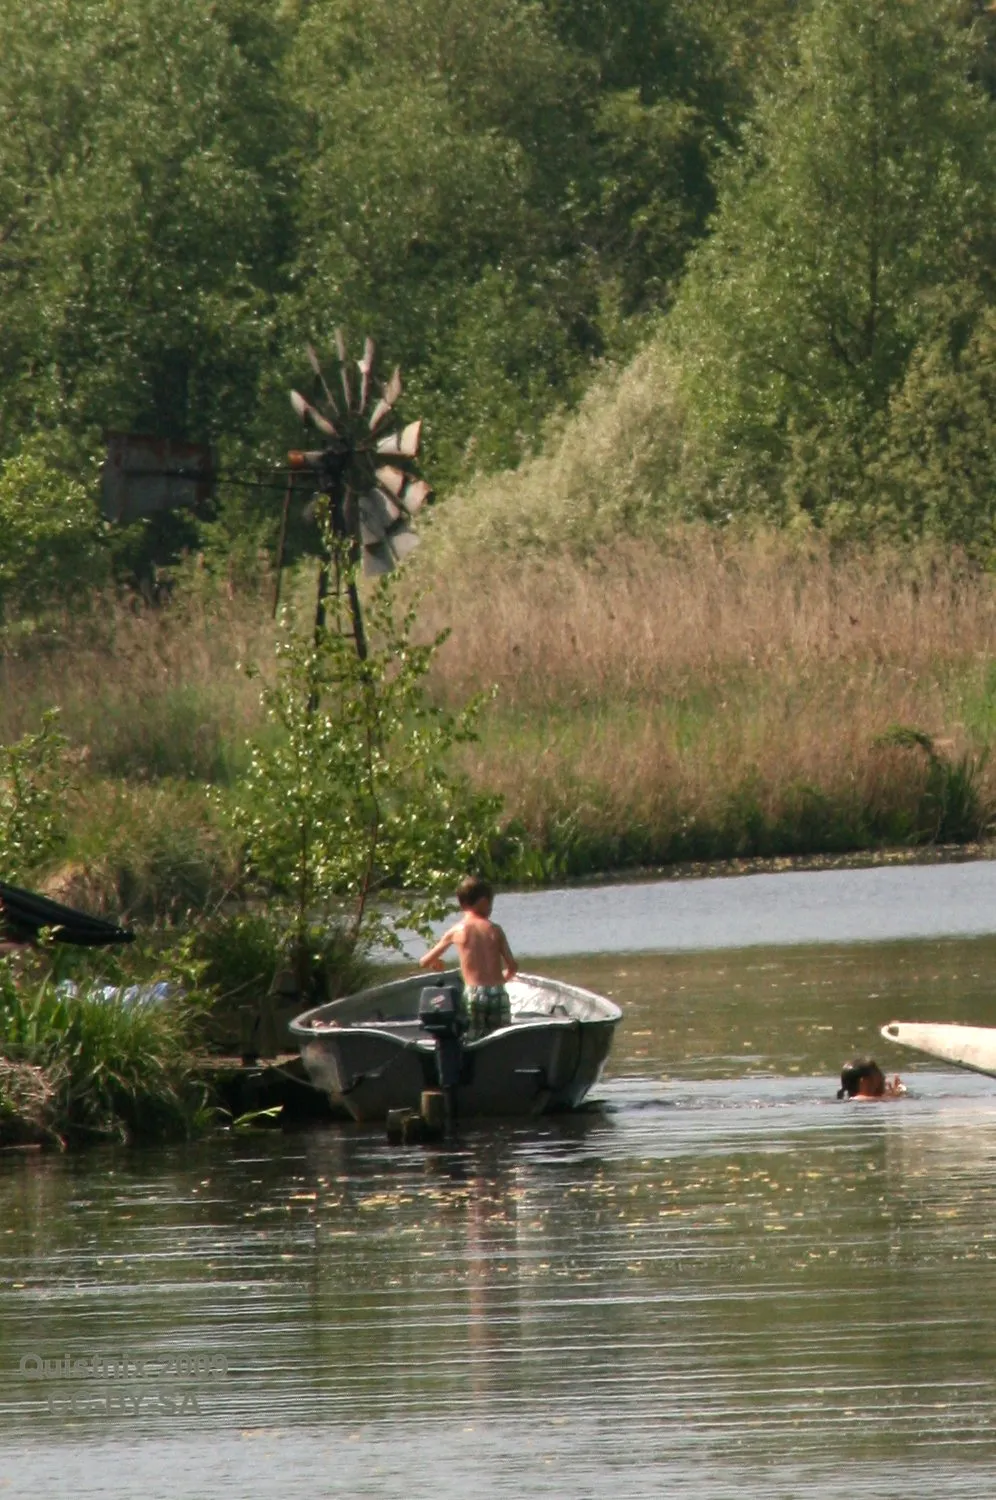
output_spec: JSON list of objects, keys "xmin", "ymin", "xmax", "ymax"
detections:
[{"xmin": 290, "ymin": 970, "xmax": 621, "ymax": 1122}]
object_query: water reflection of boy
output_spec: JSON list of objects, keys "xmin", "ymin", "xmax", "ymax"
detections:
[{"xmin": 837, "ymin": 1057, "xmax": 906, "ymax": 1100}]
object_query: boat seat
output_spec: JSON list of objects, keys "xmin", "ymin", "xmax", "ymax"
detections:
[{"xmin": 353, "ymin": 1019, "xmax": 424, "ymax": 1036}]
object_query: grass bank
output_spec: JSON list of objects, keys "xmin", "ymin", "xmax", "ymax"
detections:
[{"xmin": 3, "ymin": 530, "xmax": 996, "ymax": 905}]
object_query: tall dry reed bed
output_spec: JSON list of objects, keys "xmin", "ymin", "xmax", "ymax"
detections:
[
  {"xmin": 421, "ymin": 533, "xmax": 996, "ymax": 707},
  {"xmin": 0, "ymin": 582, "xmax": 276, "ymax": 918},
  {"xmin": 0, "ymin": 582, "xmax": 274, "ymax": 781},
  {"xmin": 3, "ymin": 530, "xmax": 996, "ymax": 896},
  {"xmin": 418, "ymin": 531, "xmax": 996, "ymax": 872}
]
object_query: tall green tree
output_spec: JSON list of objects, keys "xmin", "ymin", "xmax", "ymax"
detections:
[
  {"xmin": 0, "ymin": 0, "xmax": 293, "ymax": 456},
  {"xmin": 870, "ymin": 292, "xmax": 996, "ymax": 550},
  {"xmin": 540, "ymin": 0, "xmax": 798, "ymax": 315},
  {"xmin": 281, "ymin": 0, "xmax": 790, "ymax": 484},
  {"xmin": 668, "ymin": 0, "xmax": 996, "ymax": 526},
  {"xmin": 283, "ymin": 0, "xmax": 601, "ymax": 479}
]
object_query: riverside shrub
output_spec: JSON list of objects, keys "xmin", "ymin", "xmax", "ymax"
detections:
[
  {"xmin": 235, "ymin": 554, "xmax": 502, "ymax": 957},
  {"xmin": 0, "ymin": 970, "xmax": 207, "ymax": 1144},
  {"xmin": 0, "ymin": 449, "xmax": 107, "ymax": 622},
  {"xmin": 0, "ymin": 712, "xmax": 71, "ymax": 883}
]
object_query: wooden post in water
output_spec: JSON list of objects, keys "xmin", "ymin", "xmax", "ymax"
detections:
[{"xmin": 420, "ymin": 1090, "xmax": 447, "ymax": 1137}]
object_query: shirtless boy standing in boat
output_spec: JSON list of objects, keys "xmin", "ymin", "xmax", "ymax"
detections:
[{"xmin": 418, "ymin": 875, "xmax": 517, "ymax": 1038}]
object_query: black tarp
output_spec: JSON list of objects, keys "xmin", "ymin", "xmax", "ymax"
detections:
[{"xmin": 0, "ymin": 881, "xmax": 133, "ymax": 947}]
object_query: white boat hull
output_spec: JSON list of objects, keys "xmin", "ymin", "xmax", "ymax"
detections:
[
  {"xmin": 292, "ymin": 970, "xmax": 621, "ymax": 1122},
  {"xmin": 880, "ymin": 1021, "xmax": 996, "ymax": 1078}
]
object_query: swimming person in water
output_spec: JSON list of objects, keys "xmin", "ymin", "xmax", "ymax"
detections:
[
  {"xmin": 418, "ymin": 875, "xmax": 517, "ymax": 1038},
  {"xmin": 837, "ymin": 1057, "xmax": 906, "ymax": 1100}
]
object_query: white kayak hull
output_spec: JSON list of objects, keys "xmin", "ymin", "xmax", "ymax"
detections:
[{"xmin": 880, "ymin": 1021, "xmax": 996, "ymax": 1078}]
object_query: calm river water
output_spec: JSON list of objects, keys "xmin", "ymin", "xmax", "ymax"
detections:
[{"xmin": 3, "ymin": 865, "xmax": 996, "ymax": 1497}]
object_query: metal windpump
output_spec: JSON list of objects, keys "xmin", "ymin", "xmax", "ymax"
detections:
[{"xmin": 276, "ymin": 332, "xmax": 431, "ymax": 656}]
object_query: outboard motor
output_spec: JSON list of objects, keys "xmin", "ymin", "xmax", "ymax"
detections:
[{"xmin": 418, "ymin": 984, "xmax": 466, "ymax": 1131}]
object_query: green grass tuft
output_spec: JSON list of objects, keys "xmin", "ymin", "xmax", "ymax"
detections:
[{"xmin": 0, "ymin": 963, "xmax": 208, "ymax": 1145}]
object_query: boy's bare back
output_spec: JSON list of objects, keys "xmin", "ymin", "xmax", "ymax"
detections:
[
  {"xmin": 447, "ymin": 910, "xmax": 515, "ymax": 987},
  {"xmin": 418, "ymin": 879, "xmax": 517, "ymax": 988}
]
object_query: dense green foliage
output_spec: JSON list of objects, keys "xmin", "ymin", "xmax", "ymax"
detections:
[
  {"xmin": 0, "ymin": 712, "xmax": 71, "ymax": 882},
  {"xmin": 1, "ymin": 0, "xmax": 991, "ymax": 572},
  {"xmin": 0, "ymin": 447, "xmax": 108, "ymax": 620},
  {"xmin": 430, "ymin": 0, "xmax": 996, "ymax": 559},
  {"xmin": 282, "ymin": 0, "xmax": 772, "ymax": 477},
  {"xmin": 668, "ymin": 0, "xmax": 996, "ymax": 543},
  {"xmin": 0, "ymin": 0, "xmax": 287, "ymax": 452},
  {"xmin": 0, "ymin": 0, "xmax": 797, "ymax": 568}
]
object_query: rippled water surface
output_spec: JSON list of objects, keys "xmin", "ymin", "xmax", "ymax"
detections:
[{"xmin": 4, "ymin": 920, "xmax": 996, "ymax": 1497}]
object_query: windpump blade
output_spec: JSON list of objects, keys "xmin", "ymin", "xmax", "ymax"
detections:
[
  {"xmin": 290, "ymin": 390, "xmax": 337, "ymax": 437},
  {"xmin": 306, "ymin": 344, "xmax": 339, "ymax": 415},
  {"xmin": 357, "ymin": 337, "xmax": 375, "ymax": 412},
  {"xmin": 369, "ymin": 366, "xmax": 403, "ymax": 432},
  {"xmin": 376, "ymin": 419, "xmax": 422, "ymax": 458},
  {"xmin": 362, "ymin": 540, "xmax": 396, "ymax": 576},
  {"xmin": 387, "ymin": 525, "xmax": 419, "ymax": 562},
  {"xmin": 383, "ymin": 366, "xmax": 403, "ymax": 407},
  {"xmin": 359, "ymin": 489, "xmax": 401, "ymax": 544},
  {"xmin": 375, "ymin": 464, "xmax": 407, "ymax": 498},
  {"xmin": 399, "ymin": 477, "xmax": 431, "ymax": 516},
  {"xmin": 335, "ymin": 328, "xmax": 353, "ymax": 410}
]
